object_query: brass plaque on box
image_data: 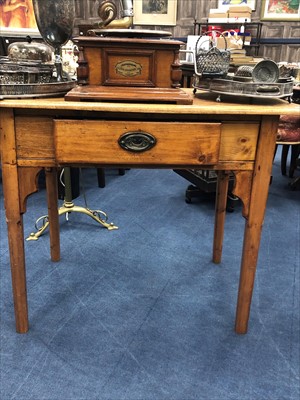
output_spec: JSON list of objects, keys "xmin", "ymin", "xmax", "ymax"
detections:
[{"xmin": 103, "ymin": 49, "xmax": 155, "ymax": 86}]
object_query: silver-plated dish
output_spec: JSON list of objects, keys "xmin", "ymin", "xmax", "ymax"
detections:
[
  {"xmin": 0, "ymin": 57, "xmax": 54, "ymax": 84},
  {"xmin": 233, "ymin": 76, "xmax": 253, "ymax": 82},
  {"xmin": 277, "ymin": 77, "xmax": 294, "ymax": 83},
  {"xmin": 8, "ymin": 41, "xmax": 53, "ymax": 63},
  {"xmin": 235, "ymin": 65, "xmax": 254, "ymax": 78},
  {"xmin": 208, "ymin": 78, "xmax": 293, "ymax": 99},
  {"xmin": 0, "ymin": 81, "xmax": 76, "ymax": 98},
  {"xmin": 252, "ymin": 60, "xmax": 279, "ymax": 83}
]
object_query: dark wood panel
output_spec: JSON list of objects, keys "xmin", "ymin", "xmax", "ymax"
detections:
[{"xmin": 261, "ymin": 44, "xmax": 283, "ymax": 63}]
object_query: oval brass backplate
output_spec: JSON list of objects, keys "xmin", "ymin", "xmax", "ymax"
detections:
[{"xmin": 118, "ymin": 131, "xmax": 156, "ymax": 153}]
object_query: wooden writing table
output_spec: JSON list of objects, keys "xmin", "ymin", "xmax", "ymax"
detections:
[{"xmin": 0, "ymin": 90, "xmax": 298, "ymax": 334}]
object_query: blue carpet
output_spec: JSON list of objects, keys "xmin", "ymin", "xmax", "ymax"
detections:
[{"xmin": 0, "ymin": 157, "xmax": 299, "ymax": 400}]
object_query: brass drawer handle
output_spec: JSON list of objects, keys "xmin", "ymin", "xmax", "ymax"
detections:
[{"xmin": 118, "ymin": 131, "xmax": 156, "ymax": 153}]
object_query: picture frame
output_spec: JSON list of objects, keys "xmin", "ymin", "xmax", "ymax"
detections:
[
  {"xmin": 218, "ymin": 0, "xmax": 256, "ymax": 11},
  {"xmin": 261, "ymin": 0, "xmax": 300, "ymax": 21},
  {"xmin": 133, "ymin": 0, "xmax": 177, "ymax": 26},
  {"xmin": 0, "ymin": 27, "xmax": 40, "ymax": 37},
  {"xmin": 0, "ymin": 0, "xmax": 40, "ymax": 36}
]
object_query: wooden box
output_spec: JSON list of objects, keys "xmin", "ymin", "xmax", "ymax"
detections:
[{"xmin": 65, "ymin": 35, "xmax": 193, "ymax": 104}]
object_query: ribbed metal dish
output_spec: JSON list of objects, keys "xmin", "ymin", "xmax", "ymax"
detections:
[
  {"xmin": 252, "ymin": 60, "xmax": 279, "ymax": 83},
  {"xmin": 0, "ymin": 57, "xmax": 54, "ymax": 84},
  {"xmin": 0, "ymin": 80, "xmax": 76, "ymax": 98}
]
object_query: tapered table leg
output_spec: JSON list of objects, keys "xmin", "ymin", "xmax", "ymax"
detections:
[
  {"xmin": 5, "ymin": 199, "xmax": 28, "ymax": 333},
  {"xmin": 45, "ymin": 167, "xmax": 60, "ymax": 262},
  {"xmin": 235, "ymin": 116, "xmax": 279, "ymax": 334},
  {"xmin": 1, "ymin": 109, "xmax": 28, "ymax": 333},
  {"xmin": 213, "ymin": 171, "xmax": 230, "ymax": 264}
]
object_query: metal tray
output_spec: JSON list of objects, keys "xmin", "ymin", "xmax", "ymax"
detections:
[
  {"xmin": 0, "ymin": 80, "xmax": 76, "ymax": 99},
  {"xmin": 207, "ymin": 79, "xmax": 293, "ymax": 99}
]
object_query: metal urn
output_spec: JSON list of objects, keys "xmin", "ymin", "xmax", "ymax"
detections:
[{"xmin": 32, "ymin": 0, "xmax": 75, "ymax": 81}]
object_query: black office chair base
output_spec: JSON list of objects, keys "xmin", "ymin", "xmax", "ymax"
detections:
[{"xmin": 185, "ymin": 185, "xmax": 239, "ymax": 213}]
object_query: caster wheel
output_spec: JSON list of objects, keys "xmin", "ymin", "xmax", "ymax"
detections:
[
  {"xmin": 185, "ymin": 197, "xmax": 192, "ymax": 204},
  {"xmin": 226, "ymin": 193, "xmax": 239, "ymax": 212}
]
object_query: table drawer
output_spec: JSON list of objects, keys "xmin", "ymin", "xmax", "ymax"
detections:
[{"xmin": 54, "ymin": 120, "xmax": 221, "ymax": 166}]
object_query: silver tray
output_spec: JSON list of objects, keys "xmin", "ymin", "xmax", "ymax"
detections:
[
  {"xmin": 195, "ymin": 78, "xmax": 293, "ymax": 99},
  {"xmin": 209, "ymin": 89, "xmax": 292, "ymax": 99},
  {"xmin": 210, "ymin": 79, "xmax": 293, "ymax": 98},
  {"xmin": 0, "ymin": 80, "xmax": 76, "ymax": 99}
]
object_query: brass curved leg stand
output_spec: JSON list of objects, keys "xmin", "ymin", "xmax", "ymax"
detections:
[
  {"xmin": 26, "ymin": 167, "xmax": 118, "ymax": 241},
  {"xmin": 27, "ymin": 201, "xmax": 118, "ymax": 241}
]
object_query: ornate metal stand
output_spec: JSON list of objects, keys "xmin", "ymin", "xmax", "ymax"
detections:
[
  {"xmin": 27, "ymin": 0, "xmax": 122, "ymax": 242},
  {"xmin": 26, "ymin": 167, "xmax": 118, "ymax": 241}
]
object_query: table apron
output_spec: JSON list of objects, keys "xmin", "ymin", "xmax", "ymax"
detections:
[{"xmin": 14, "ymin": 116, "xmax": 260, "ymax": 168}]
